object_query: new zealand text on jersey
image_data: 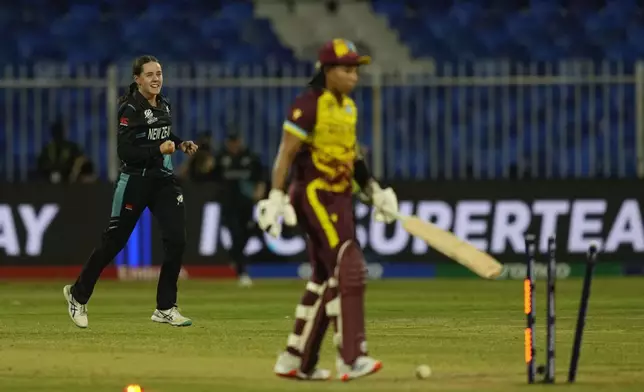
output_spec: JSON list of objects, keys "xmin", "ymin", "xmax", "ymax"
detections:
[{"xmin": 148, "ymin": 126, "xmax": 171, "ymax": 140}]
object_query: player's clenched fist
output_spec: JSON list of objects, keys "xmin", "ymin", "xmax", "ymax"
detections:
[
  {"xmin": 256, "ymin": 189, "xmax": 297, "ymax": 238},
  {"xmin": 179, "ymin": 141, "xmax": 198, "ymax": 155},
  {"xmin": 159, "ymin": 140, "xmax": 175, "ymax": 154}
]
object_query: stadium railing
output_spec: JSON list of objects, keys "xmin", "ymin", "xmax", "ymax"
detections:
[{"xmin": 1, "ymin": 60, "xmax": 642, "ymax": 182}]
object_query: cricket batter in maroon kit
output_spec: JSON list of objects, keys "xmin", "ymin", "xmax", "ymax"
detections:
[{"xmin": 257, "ymin": 39, "xmax": 400, "ymax": 382}]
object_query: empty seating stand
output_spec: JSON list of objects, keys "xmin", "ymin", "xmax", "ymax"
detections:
[{"xmin": 0, "ymin": 0, "xmax": 639, "ymax": 181}]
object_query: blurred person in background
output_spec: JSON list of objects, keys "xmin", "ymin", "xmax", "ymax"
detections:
[
  {"xmin": 76, "ymin": 159, "xmax": 98, "ymax": 183},
  {"xmin": 178, "ymin": 131, "xmax": 216, "ymax": 182},
  {"xmin": 37, "ymin": 120, "xmax": 86, "ymax": 183},
  {"xmin": 213, "ymin": 128, "xmax": 266, "ymax": 287}
]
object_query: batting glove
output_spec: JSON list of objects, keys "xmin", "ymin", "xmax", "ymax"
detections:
[
  {"xmin": 257, "ymin": 189, "xmax": 298, "ymax": 238},
  {"xmin": 370, "ymin": 182, "xmax": 399, "ymax": 224}
]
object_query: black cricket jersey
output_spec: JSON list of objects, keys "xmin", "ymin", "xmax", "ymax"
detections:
[
  {"xmin": 213, "ymin": 149, "xmax": 264, "ymax": 204},
  {"xmin": 117, "ymin": 90, "xmax": 183, "ymax": 178}
]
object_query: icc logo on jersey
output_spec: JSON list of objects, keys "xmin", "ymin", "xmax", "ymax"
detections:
[{"xmin": 144, "ymin": 109, "xmax": 158, "ymax": 125}]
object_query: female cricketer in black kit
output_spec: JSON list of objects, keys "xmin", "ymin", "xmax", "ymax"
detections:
[{"xmin": 63, "ymin": 55, "xmax": 198, "ymax": 328}]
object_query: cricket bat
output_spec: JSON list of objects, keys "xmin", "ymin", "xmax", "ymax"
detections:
[{"xmin": 381, "ymin": 207, "xmax": 504, "ymax": 279}]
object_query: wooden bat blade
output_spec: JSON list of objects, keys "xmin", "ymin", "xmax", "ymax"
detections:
[{"xmin": 402, "ymin": 216, "xmax": 503, "ymax": 279}]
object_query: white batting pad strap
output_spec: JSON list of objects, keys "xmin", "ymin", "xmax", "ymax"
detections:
[
  {"xmin": 328, "ymin": 277, "xmax": 338, "ymax": 288},
  {"xmin": 333, "ymin": 333, "xmax": 342, "ymax": 348},
  {"xmin": 287, "ymin": 333, "xmax": 300, "ymax": 348},
  {"xmin": 296, "ymin": 283, "xmax": 327, "ymax": 353},
  {"xmin": 337, "ymin": 240, "xmax": 353, "ymax": 265},
  {"xmin": 306, "ymin": 281, "xmax": 324, "ymax": 295},
  {"xmin": 295, "ymin": 305, "xmax": 312, "ymax": 320},
  {"xmin": 325, "ymin": 297, "xmax": 340, "ymax": 316}
]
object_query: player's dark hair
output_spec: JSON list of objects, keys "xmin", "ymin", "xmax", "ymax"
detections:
[
  {"xmin": 117, "ymin": 55, "xmax": 160, "ymax": 104},
  {"xmin": 309, "ymin": 72, "xmax": 326, "ymax": 89},
  {"xmin": 308, "ymin": 62, "xmax": 331, "ymax": 89}
]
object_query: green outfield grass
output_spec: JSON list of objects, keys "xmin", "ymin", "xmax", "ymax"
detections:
[{"xmin": 0, "ymin": 277, "xmax": 642, "ymax": 392}]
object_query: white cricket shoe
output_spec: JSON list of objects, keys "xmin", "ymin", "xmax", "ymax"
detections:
[
  {"xmin": 274, "ymin": 351, "xmax": 331, "ymax": 381},
  {"xmin": 336, "ymin": 356, "xmax": 383, "ymax": 381},
  {"xmin": 151, "ymin": 307, "xmax": 192, "ymax": 327},
  {"xmin": 238, "ymin": 274, "xmax": 253, "ymax": 287},
  {"xmin": 63, "ymin": 285, "xmax": 88, "ymax": 328}
]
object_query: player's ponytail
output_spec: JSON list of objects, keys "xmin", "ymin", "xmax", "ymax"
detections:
[
  {"xmin": 308, "ymin": 61, "xmax": 327, "ymax": 89},
  {"xmin": 309, "ymin": 72, "xmax": 325, "ymax": 89},
  {"xmin": 117, "ymin": 82, "xmax": 138, "ymax": 104}
]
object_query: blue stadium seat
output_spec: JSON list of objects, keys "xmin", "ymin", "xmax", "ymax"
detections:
[
  {"xmin": 367, "ymin": 0, "xmax": 640, "ymax": 178},
  {"xmin": 371, "ymin": 0, "xmax": 406, "ymax": 19},
  {"xmin": 219, "ymin": 1, "xmax": 255, "ymax": 22}
]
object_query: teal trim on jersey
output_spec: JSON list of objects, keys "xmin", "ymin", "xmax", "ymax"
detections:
[
  {"xmin": 239, "ymin": 181, "xmax": 255, "ymax": 200},
  {"xmin": 163, "ymin": 155, "xmax": 174, "ymax": 171},
  {"xmin": 111, "ymin": 173, "xmax": 130, "ymax": 217}
]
